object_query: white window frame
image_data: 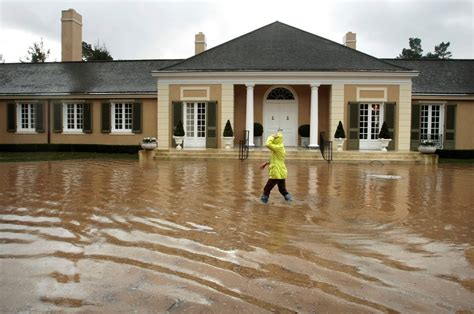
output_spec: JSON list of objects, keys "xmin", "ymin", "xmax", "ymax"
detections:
[
  {"xmin": 16, "ymin": 102, "xmax": 36, "ymax": 133},
  {"xmin": 184, "ymin": 101, "xmax": 207, "ymax": 139},
  {"xmin": 420, "ymin": 102, "xmax": 445, "ymax": 147},
  {"xmin": 111, "ymin": 102, "xmax": 133, "ymax": 134},
  {"xmin": 62, "ymin": 102, "xmax": 84, "ymax": 133},
  {"xmin": 359, "ymin": 102, "xmax": 384, "ymax": 140}
]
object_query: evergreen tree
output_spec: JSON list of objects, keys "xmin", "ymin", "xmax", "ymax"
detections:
[
  {"xmin": 20, "ymin": 38, "xmax": 50, "ymax": 63},
  {"xmin": 397, "ymin": 38, "xmax": 423, "ymax": 59},
  {"xmin": 397, "ymin": 38, "xmax": 452, "ymax": 59},
  {"xmin": 82, "ymin": 41, "xmax": 113, "ymax": 61}
]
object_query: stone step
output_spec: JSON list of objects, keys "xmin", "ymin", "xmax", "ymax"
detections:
[{"xmin": 152, "ymin": 149, "xmax": 423, "ymax": 162}]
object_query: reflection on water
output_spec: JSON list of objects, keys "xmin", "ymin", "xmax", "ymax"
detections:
[{"xmin": 1, "ymin": 160, "xmax": 473, "ymax": 312}]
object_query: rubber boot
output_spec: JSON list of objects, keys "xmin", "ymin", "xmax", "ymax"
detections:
[
  {"xmin": 260, "ymin": 195, "xmax": 269, "ymax": 204},
  {"xmin": 284, "ymin": 193, "xmax": 293, "ymax": 202}
]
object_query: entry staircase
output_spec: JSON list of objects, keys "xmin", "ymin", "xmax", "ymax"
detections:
[{"xmin": 153, "ymin": 148, "xmax": 423, "ymax": 162}]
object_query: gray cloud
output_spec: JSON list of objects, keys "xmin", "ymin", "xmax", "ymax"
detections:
[{"xmin": 1, "ymin": 0, "xmax": 472, "ymax": 62}]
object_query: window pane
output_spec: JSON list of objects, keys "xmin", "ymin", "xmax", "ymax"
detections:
[{"xmin": 124, "ymin": 103, "xmax": 132, "ymax": 130}]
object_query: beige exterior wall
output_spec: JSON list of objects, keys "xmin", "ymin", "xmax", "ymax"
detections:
[
  {"xmin": 0, "ymin": 98, "xmax": 157, "ymax": 145},
  {"xmin": 413, "ymin": 97, "xmax": 474, "ymax": 150},
  {"xmin": 398, "ymin": 83, "xmax": 412, "ymax": 151},
  {"xmin": 330, "ymin": 84, "xmax": 345, "ymax": 140},
  {"xmin": 455, "ymin": 100, "xmax": 474, "ymax": 149},
  {"xmin": 221, "ymin": 84, "xmax": 234, "ymax": 146},
  {"xmin": 168, "ymin": 84, "xmax": 222, "ymax": 147},
  {"xmin": 344, "ymin": 84, "xmax": 401, "ymax": 150},
  {"xmin": 157, "ymin": 83, "xmax": 170, "ymax": 149}
]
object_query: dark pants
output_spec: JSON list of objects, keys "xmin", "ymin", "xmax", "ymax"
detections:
[{"xmin": 263, "ymin": 179, "xmax": 288, "ymax": 197}]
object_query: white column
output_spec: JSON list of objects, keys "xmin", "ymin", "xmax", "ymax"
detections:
[
  {"xmin": 309, "ymin": 83, "xmax": 320, "ymax": 148},
  {"xmin": 245, "ymin": 83, "xmax": 255, "ymax": 147}
]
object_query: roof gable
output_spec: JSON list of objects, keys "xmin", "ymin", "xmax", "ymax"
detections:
[{"xmin": 163, "ymin": 21, "xmax": 407, "ymax": 72}]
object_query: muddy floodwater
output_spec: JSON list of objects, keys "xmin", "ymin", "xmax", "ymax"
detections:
[{"xmin": 1, "ymin": 159, "xmax": 473, "ymax": 313}]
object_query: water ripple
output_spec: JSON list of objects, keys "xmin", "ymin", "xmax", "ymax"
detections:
[{"xmin": 0, "ymin": 160, "xmax": 473, "ymax": 312}]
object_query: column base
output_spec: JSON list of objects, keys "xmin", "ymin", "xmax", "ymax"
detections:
[{"xmin": 308, "ymin": 144, "xmax": 320, "ymax": 149}]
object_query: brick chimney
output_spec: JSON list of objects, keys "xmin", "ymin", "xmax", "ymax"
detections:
[
  {"xmin": 195, "ymin": 32, "xmax": 206, "ymax": 55},
  {"xmin": 343, "ymin": 32, "xmax": 356, "ymax": 50},
  {"xmin": 61, "ymin": 8, "xmax": 82, "ymax": 61}
]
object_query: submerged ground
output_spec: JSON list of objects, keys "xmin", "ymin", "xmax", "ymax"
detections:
[{"xmin": 0, "ymin": 159, "xmax": 473, "ymax": 312}]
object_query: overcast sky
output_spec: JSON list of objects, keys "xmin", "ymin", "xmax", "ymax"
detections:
[{"xmin": 0, "ymin": 0, "xmax": 472, "ymax": 63}]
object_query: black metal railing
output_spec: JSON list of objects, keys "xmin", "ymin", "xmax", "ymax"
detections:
[
  {"xmin": 319, "ymin": 132, "xmax": 333, "ymax": 162},
  {"xmin": 239, "ymin": 130, "xmax": 249, "ymax": 161},
  {"xmin": 420, "ymin": 133, "xmax": 443, "ymax": 148}
]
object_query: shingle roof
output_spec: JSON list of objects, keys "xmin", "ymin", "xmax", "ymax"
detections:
[
  {"xmin": 0, "ymin": 59, "xmax": 181, "ymax": 96},
  {"xmin": 383, "ymin": 59, "xmax": 474, "ymax": 95},
  {"xmin": 161, "ymin": 21, "xmax": 409, "ymax": 72}
]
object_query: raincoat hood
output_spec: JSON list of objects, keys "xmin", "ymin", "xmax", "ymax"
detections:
[{"xmin": 273, "ymin": 132, "xmax": 284, "ymax": 145}]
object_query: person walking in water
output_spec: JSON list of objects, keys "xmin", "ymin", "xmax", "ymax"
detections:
[{"xmin": 260, "ymin": 131, "xmax": 292, "ymax": 203}]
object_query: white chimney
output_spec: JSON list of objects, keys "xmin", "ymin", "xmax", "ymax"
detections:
[
  {"xmin": 195, "ymin": 32, "xmax": 206, "ymax": 55},
  {"xmin": 343, "ymin": 32, "xmax": 356, "ymax": 50},
  {"xmin": 61, "ymin": 8, "xmax": 82, "ymax": 61}
]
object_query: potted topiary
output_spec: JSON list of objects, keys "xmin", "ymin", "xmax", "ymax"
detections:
[
  {"xmin": 333, "ymin": 121, "xmax": 346, "ymax": 151},
  {"xmin": 298, "ymin": 124, "xmax": 310, "ymax": 148},
  {"xmin": 378, "ymin": 121, "xmax": 391, "ymax": 152},
  {"xmin": 173, "ymin": 120, "xmax": 185, "ymax": 150},
  {"xmin": 254, "ymin": 122, "xmax": 263, "ymax": 147},
  {"xmin": 222, "ymin": 120, "xmax": 234, "ymax": 149}
]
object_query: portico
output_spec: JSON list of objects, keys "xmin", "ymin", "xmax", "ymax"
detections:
[{"xmin": 152, "ymin": 21, "xmax": 417, "ymax": 152}]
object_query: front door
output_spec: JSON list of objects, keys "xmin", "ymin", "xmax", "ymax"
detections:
[
  {"xmin": 184, "ymin": 102, "xmax": 206, "ymax": 148},
  {"xmin": 359, "ymin": 103, "xmax": 382, "ymax": 150},
  {"xmin": 263, "ymin": 101, "xmax": 298, "ymax": 146}
]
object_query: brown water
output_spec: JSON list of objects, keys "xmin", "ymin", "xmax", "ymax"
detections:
[{"xmin": 0, "ymin": 159, "xmax": 473, "ymax": 313}]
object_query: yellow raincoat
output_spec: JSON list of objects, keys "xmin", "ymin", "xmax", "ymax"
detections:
[{"xmin": 265, "ymin": 132, "xmax": 288, "ymax": 179}]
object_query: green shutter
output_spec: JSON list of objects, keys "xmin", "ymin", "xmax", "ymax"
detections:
[
  {"xmin": 206, "ymin": 101, "xmax": 217, "ymax": 148},
  {"xmin": 410, "ymin": 104, "xmax": 421, "ymax": 151},
  {"xmin": 7, "ymin": 103, "xmax": 16, "ymax": 132},
  {"xmin": 132, "ymin": 102, "xmax": 142, "ymax": 133},
  {"xmin": 444, "ymin": 104, "xmax": 456, "ymax": 150},
  {"xmin": 101, "ymin": 102, "xmax": 111, "ymax": 133},
  {"xmin": 384, "ymin": 102, "xmax": 396, "ymax": 151},
  {"xmin": 83, "ymin": 103, "xmax": 92, "ymax": 133},
  {"xmin": 53, "ymin": 102, "xmax": 63, "ymax": 133},
  {"xmin": 35, "ymin": 102, "xmax": 45, "ymax": 133},
  {"xmin": 172, "ymin": 101, "xmax": 183, "ymax": 148},
  {"xmin": 347, "ymin": 102, "xmax": 359, "ymax": 150}
]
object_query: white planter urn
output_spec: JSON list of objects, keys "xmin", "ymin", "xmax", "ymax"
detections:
[
  {"xmin": 222, "ymin": 136, "xmax": 234, "ymax": 149},
  {"xmin": 300, "ymin": 137, "xmax": 309, "ymax": 148},
  {"xmin": 334, "ymin": 138, "xmax": 345, "ymax": 151},
  {"xmin": 173, "ymin": 136, "xmax": 184, "ymax": 150},
  {"xmin": 254, "ymin": 136, "xmax": 262, "ymax": 147},
  {"xmin": 141, "ymin": 142, "xmax": 157, "ymax": 150},
  {"xmin": 378, "ymin": 138, "xmax": 391, "ymax": 152},
  {"xmin": 418, "ymin": 145, "xmax": 437, "ymax": 154}
]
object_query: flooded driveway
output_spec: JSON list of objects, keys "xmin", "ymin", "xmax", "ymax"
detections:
[{"xmin": 1, "ymin": 159, "xmax": 473, "ymax": 312}]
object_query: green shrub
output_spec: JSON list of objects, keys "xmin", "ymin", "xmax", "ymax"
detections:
[
  {"xmin": 334, "ymin": 121, "xmax": 346, "ymax": 138},
  {"xmin": 174, "ymin": 120, "xmax": 185, "ymax": 137},
  {"xmin": 298, "ymin": 124, "xmax": 310, "ymax": 137},
  {"xmin": 378, "ymin": 121, "xmax": 391, "ymax": 139},
  {"xmin": 254, "ymin": 122, "xmax": 263, "ymax": 137},
  {"xmin": 223, "ymin": 120, "xmax": 234, "ymax": 137}
]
